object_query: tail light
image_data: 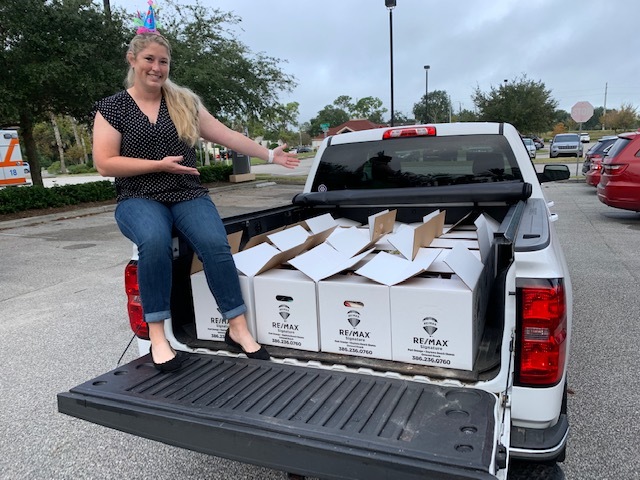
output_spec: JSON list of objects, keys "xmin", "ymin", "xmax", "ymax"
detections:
[
  {"xmin": 603, "ymin": 163, "xmax": 628, "ymax": 175},
  {"xmin": 125, "ymin": 260, "xmax": 149, "ymax": 340},
  {"xmin": 515, "ymin": 278, "xmax": 567, "ymax": 386},
  {"xmin": 383, "ymin": 126, "xmax": 436, "ymax": 139}
]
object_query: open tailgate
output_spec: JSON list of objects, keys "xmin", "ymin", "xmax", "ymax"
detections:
[{"xmin": 58, "ymin": 353, "xmax": 500, "ymax": 480}]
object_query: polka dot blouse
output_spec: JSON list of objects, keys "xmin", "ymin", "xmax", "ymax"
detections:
[{"xmin": 93, "ymin": 90, "xmax": 207, "ymax": 203}]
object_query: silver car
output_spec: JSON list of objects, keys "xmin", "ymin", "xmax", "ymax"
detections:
[
  {"xmin": 522, "ymin": 137, "xmax": 536, "ymax": 159},
  {"xmin": 550, "ymin": 133, "xmax": 583, "ymax": 158}
]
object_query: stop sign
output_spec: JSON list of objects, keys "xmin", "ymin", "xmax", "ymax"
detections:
[{"xmin": 571, "ymin": 101, "xmax": 594, "ymax": 123}]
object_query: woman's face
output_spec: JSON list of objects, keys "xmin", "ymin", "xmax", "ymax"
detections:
[{"xmin": 129, "ymin": 41, "xmax": 170, "ymax": 91}]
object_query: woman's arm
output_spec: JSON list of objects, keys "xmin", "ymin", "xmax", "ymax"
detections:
[
  {"xmin": 92, "ymin": 112, "xmax": 199, "ymax": 177},
  {"xmin": 198, "ymin": 108, "xmax": 299, "ymax": 169}
]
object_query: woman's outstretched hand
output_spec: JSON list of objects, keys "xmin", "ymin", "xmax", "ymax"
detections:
[
  {"xmin": 272, "ymin": 144, "xmax": 301, "ymax": 169},
  {"xmin": 160, "ymin": 155, "xmax": 200, "ymax": 175}
]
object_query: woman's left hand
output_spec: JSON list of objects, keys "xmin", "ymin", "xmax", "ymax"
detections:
[{"xmin": 272, "ymin": 144, "xmax": 301, "ymax": 169}]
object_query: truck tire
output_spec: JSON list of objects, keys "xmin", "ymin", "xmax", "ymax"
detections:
[{"xmin": 508, "ymin": 461, "xmax": 565, "ymax": 480}]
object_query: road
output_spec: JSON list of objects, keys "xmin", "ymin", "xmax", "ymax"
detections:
[{"xmin": 1, "ymin": 179, "xmax": 638, "ymax": 479}]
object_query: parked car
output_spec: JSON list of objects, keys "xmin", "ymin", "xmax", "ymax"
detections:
[
  {"xmin": 582, "ymin": 135, "xmax": 618, "ymax": 174},
  {"xmin": 585, "ymin": 159, "xmax": 604, "ymax": 187},
  {"xmin": 550, "ymin": 133, "xmax": 583, "ymax": 158},
  {"xmin": 580, "ymin": 132, "xmax": 591, "ymax": 143},
  {"xmin": 531, "ymin": 135, "xmax": 544, "ymax": 149},
  {"xmin": 597, "ymin": 130, "xmax": 640, "ymax": 211},
  {"xmin": 522, "ymin": 137, "xmax": 536, "ymax": 159},
  {"xmin": 297, "ymin": 146, "xmax": 312, "ymax": 153},
  {"xmin": 523, "ymin": 135, "xmax": 544, "ymax": 149}
]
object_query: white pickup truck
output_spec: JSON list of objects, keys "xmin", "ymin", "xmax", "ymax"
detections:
[{"xmin": 58, "ymin": 122, "xmax": 572, "ymax": 479}]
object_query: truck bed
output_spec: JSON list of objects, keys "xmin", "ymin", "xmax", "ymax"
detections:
[{"xmin": 58, "ymin": 353, "xmax": 499, "ymax": 480}]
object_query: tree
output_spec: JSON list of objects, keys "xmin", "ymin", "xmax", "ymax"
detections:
[
  {"xmin": 413, "ymin": 90, "xmax": 451, "ymax": 123},
  {"xmin": 553, "ymin": 109, "xmax": 570, "ymax": 127},
  {"xmin": 160, "ymin": 0, "xmax": 296, "ymax": 123},
  {"xmin": 260, "ymin": 102, "xmax": 300, "ymax": 144},
  {"xmin": 392, "ymin": 111, "xmax": 413, "ymax": 125},
  {"xmin": 351, "ymin": 97, "xmax": 387, "ymax": 123},
  {"xmin": 583, "ymin": 106, "xmax": 604, "ymax": 130},
  {"xmin": 308, "ymin": 106, "xmax": 349, "ymax": 137},
  {"xmin": 0, "ymin": 0, "xmax": 129, "ymax": 186},
  {"xmin": 607, "ymin": 104, "xmax": 638, "ymax": 132},
  {"xmin": 472, "ymin": 75, "xmax": 557, "ymax": 134},
  {"xmin": 333, "ymin": 95, "xmax": 354, "ymax": 113},
  {"xmin": 455, "ymin": 109, "xmax": 479, "ymax": 122}
]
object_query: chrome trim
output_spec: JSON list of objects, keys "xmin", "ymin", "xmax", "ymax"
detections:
[{"xmin": 509, "ymin": 426, "xmax": 569, "ymax": 461}]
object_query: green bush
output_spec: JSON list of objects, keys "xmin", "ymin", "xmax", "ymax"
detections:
[
  {"xmin": 47, "ymin": 161, "xmax": 62, "ymax": 175},
  {"xmin": 198, "ymin": 163, "xmax": 232, "ymax": 183},
  {"xmin": 1, "ymin": 163, "xmax": 232, "ymax": 215},
  {"xmin": 0, "ymin": 181, "xmax": 116, "ymax": 215},
  {"xmin": 67, "ymin": 164, "xmax": 96, "ymax": 174}
]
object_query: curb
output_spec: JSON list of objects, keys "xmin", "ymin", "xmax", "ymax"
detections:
[{"xmin": 0, "ymin": 180, "xmax": 273, "ymax": 230}]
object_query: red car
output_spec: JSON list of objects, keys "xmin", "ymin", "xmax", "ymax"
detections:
[
  {"xmin": 586, "ymin": 158, "xmax": 604, "ymax": 186},
  {"xmin": 597, "ymin": 130, "xmax": 640, "ymax": 211}
]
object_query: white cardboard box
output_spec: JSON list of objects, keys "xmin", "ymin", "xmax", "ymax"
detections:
[
  {"xmin": 390, "ymin": 275, "xmax": 482, "ymax": 370},
  {"xmin": 318, "ymin": 274, "xmax": 392, "ymax": 360},
  {"xmin": 390, "ymin": 243, "xmax": 493, "ymax": 370},
  {"xmin": 192, "ymin": 271, "xmax": 256, "ymax": 341},
  {"xmin": 253, "ymin": 268, "xmax": 321, "ymax": 351}
]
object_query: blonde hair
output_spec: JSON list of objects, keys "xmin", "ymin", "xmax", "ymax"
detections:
[{"xmin": 126, "ymin": 33, "xmax": 202, "ymax": 146}]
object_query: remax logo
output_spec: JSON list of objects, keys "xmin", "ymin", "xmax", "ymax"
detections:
[
  {"xmin": 279, "ymin": 304, "xmax": 290, "ymax": 320},
  {"xmin": 347, "ymin": 310, "xmax": 360, "ymax": 328},
  {"xmin": 422, "ymin": 317, "xmax": 438, "ymax": 336}
]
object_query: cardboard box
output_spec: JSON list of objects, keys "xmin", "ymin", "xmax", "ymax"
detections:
[
  {"xmin": 318, "ymin": 275, "xmax": 392, "ymax": 360},
  {"xmin": 253, "ymin": 269, "xmax": 321, "ymax": 351},
  {"xmin": 290, "ymin": 209, "xmax": 396, "ymax": 282},
  {"xmin": 390, "ymin": 243, "xmax": 493, "ymax": 370},
  {"xmin": 192, "ymin": 271, "xmax": 256, "ymax": 341}
]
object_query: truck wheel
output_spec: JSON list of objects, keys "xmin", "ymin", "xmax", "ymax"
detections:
[{"xmin": 508, "ymin": 461, "xmax": 565, "ymax": 480}]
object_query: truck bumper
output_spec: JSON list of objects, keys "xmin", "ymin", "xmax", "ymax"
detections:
[{"xmin": 509, "ymin": 414, "xmax": 569, "ymax": 462}]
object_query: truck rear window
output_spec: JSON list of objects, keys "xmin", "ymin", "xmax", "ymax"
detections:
[{"xmin": 311, "ymin": 134, "xmax": 524, "ymax": 192}]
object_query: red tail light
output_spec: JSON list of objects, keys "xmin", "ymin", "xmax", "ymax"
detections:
[
  {"xmin": 603, "ymin": 163, "xmax": 628, "ymax": 175},
  {"xmin": 383, "ymin": 126, "xmax": 436, "ymax": 139},
  {"xmin": 516, "ymin": 279, "xmax": 567, "ymax": 386},
  {"xmin": 124, "ymin": 261, "xmax": 149, "ymax": 340}
]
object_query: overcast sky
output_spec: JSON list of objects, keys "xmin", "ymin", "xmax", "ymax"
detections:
[{"xmin": 112, "ymin": 0, "xmax": 639, "ymax": 124}]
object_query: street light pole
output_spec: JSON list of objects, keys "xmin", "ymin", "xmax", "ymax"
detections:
[
  {"xmin": 424, "ymin": 65, "xmax": 430, "ymax": 123},
  {"xmin": 386, "ymin": 0, "xmax": 396, "ymax": 126}
]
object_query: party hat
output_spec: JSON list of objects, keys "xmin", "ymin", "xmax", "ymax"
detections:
[{"xmin": 134, "ymin": 1, "xmax": 160, "ymax": 34}]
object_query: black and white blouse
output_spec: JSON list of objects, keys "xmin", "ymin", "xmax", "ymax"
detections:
[{"xmin": 94, "ymin": 90, "xmax": 207, "ymax": 203}]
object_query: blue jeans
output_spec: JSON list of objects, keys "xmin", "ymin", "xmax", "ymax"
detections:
[{"xmin": 115, "ymin": 196, "xmax": 246, "ymax": 323}]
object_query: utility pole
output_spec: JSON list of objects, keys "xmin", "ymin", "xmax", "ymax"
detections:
[
  {"xmin": 602, "ymin": 82, "xmax": 608, "ymax": 131},
  {"xmin": 386, "ymin": 0, "xmax": 396, "ymax": 126},
  {"xmin": 424, "ymin": 65, "xmax": 430, "ymax": 123},
  {"xmin": 103, "ymin": 0, "xmax": 111, "ymax": 20}
]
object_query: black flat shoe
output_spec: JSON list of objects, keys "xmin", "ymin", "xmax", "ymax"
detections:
[
  {"xmin": 224, "ymin": 328, "xmax": 271, "ymax": 361},
  {"xmin": 149, "ymin": 345, "xmax": 187, "ymax": 372}
]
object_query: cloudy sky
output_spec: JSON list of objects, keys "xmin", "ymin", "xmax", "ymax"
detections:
[{"xmin": 113, "ymin": 0, "xmax": 639, "ymax": 124}]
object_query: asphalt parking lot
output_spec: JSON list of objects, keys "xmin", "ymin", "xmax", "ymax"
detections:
[{"xmin": 1, "ymin": 178, "xmax": 639, "ymax": 479}]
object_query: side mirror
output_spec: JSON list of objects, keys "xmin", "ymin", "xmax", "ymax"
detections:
[{"xmin": 538, "ymin": 164, "xmax": 570, "ymax": 183}]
